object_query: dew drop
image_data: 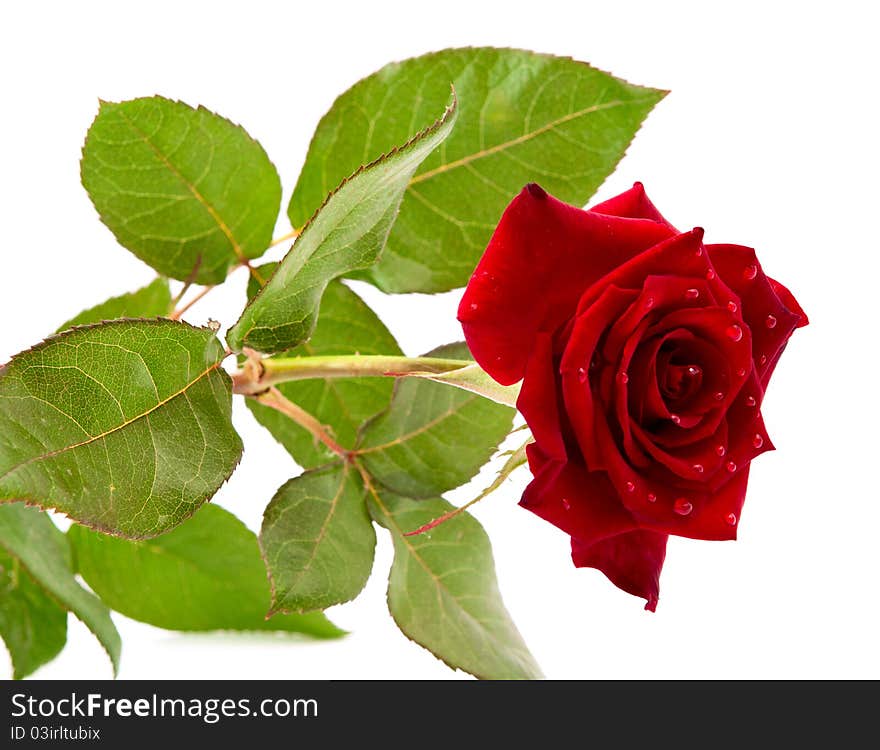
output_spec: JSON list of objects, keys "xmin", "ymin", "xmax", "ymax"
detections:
[
  {"xmin": 706, "ymin": 268, "xmax": 717, "ymax": 281},
  {"xmin": 625, "ymin": 481, "xmax": 636, "ymax": 493},
  {"xmin": 745, "ymin": 395, "xmax": 757, "ymax": 407},
  {"xmin": 726, "ymin": 460, "xmax": 737, "ymax": 473},
  {"xmin": 469, "ymin": 303, "xmax": 479, "ymax": 311},
  {"xmin": 726, "ymin": 512, "xmax": 737, "ymax": 526},
  {"xmin": 673, "ymin": 498, "xmax": 693, "ymax": 516},
  {"xmin": 692, "ymin": 463, "xmax": 704, "ymax": 474},
  {"xmin": 752, "ymin": 433, "xmax": 764, "ymax": 449},
  {"xmin": 727, "ymin": 301, "xmax": 738, "ymax": 313},
  {"xmin": 725, "ymin": 324, "xmax": 743, "ymax": 342},
  {"xmin": 695, "ymin": 245, "xmax": 704, "ymax": 257},
  {"xmin": 647, "ymin": 493, "xmax": 657, "ymax": 503},
  {"xmin": 736, "ymin": 367, "xmax": 747, "ymax": 378},
  {"xmin": 759, "ymin": 354, "xmax": 767, "ymax": 366},
  {"xmin": 618, "ymin": 371, "xmax": 630, "ymax": 385},
  {"xmin": 645, "ymin": 296, "xmax": 655, "ymax": 309},
  {"xmin": 743, "ymin": 264, "xmax": 758, "ymax": 281},
  {"xmin": 765, "ymin": 314, "xmax": 777, "ymax": 329},
  {"xmin": 687, "ymin": 366, "xmax": 701, "ymax": 377},
  {"xmin": 715, "ymin": 444, "xmax": 727, "ymax": 457},
  {"xmin": 685, "ymin": 288, "xmax": 700, "ymax": 301},
  {"xmin": 577, "ymin": 367, "xmax": 587, "ymax": 383},
  {"xmin": 713, "ymin": 391, "xmax": 725, "ymax": 401},
  {"xmin": 562, "ymin": 497, "xmax": 571, "ymax": 511},
  {"xmin": 670, "ymin": 414, "xmax": 682, "ymax": 426}
]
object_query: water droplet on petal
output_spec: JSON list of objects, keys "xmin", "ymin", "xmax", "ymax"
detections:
[
  {"xmin": 692, "ymin": 463, "xmax": 704, "ymax": 474},
  {"xmin": 765, "ymin": 314, "xmax": 777, "ymax": 329},
  {"xmin": 685, "ymin": 288, "xmax": 700, "ymax": 301},
  {"xmin": 727, "ymin": 301, "xmax": 738, "ymax": 313},
  {"xmin": 674, "ymin": 498, "xmax": 693, "ymax": 516},
  {"xmin": 577, "ymin": 367, "xmax": 587, "ymax": 383},
  {"xmin": 713, "ymin": 391, "xmax": 725, "ymax": 401},
  {"xmin": 706, "ymin": 268, "xmax": 717, "ymax": 281},
  {"xmin": 686, "ymin": 365, "xmax": 701, "ymax": 377},
  {"xmin": 725, "ymin": 324, "xmax": 743, "ymax": 342},
  {"xmin": 752, "ymin": 434, "xmax": 764, "ymax": 449},
  {"xmin": 645, "ymin": 296, "xmax": 655, "ymax": 309},
  {"xmin": 670, "ymin": 414, "xmax": 682, "ymax": 425},
  {"xmin": 715, "ymin": 445, "xmax": 726, "ymax": 457},
  {"xmin": 737, "ymin": 367, "xmax": 748, "ymax": 378},
  {"xmin": 562, "ymin": 497, "xmax": 571, "ymax": 510},
  {"xmin": 625, "ymin": 481, "xmax": 636, "ymax": 493},
  {"xmin": 745, "ymin": 395, "xmax": 757, "ymax": 407},
  {"xmin": 647, "ymin": 493, "xmax": 657, "ymax": 503},
  {"xmin": 743, "ymin": 264, "xmax": 758, "ymax": 280},
  {"xmin": 759, "ymin": 354, "xmax": 767, "ymax": 366},
  {"xmin": 695, "ymin": 245, "xmax": 703, "ymax": 257},
  {"xmin": 726, "ymin": 460, "xmax": 737, "ymax": 473},
  {"xmin": 469, "ymin": 302, "xmax": 479, "ymax": 311},
  {"xmin": 618, "ymin": 371, "xmax": 629, "ymax": 385},
  {"xmin": 726, "ymin": 512, "xmax": 737, "ymax": 526}
]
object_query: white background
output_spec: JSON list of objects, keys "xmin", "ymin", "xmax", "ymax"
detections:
[{"xmin": 1, "ymin": 0, "xmax": 877, "ymax": 679}]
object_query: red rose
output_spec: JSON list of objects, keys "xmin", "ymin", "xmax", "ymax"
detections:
[{"xmin": 458, "ymin": 183, "xmax": 807, "ymax": 611}]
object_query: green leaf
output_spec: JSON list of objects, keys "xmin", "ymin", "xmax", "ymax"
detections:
[
  {"xmin": 356, "ymin": 344, "xmax": 514, "ymax": 497},
  {"xmin": 0, "ymin": 319, "xmax": 242, "ymax": 538},
  {"xmin": 0, "ymin": 547, "xmax": 68, "ymax": 679},
  {"xmin": 227, "ymin": 95, "xmax": 457, "ymax": 354},
  {"xmin": 260, "ymin": 463, "xmax": 375, "ymax": 613},
  {"xmin": 367, "ymin": 489, "xmax": 541, "ymax": 680},
  {"xmin": 405, "ymin": 362, "xmax": 521, "ymax": 407},
  {"xmin": 289, "ymin": 47, "xmax": 666, "ymax": 293},
  {"xmin": 81, "ymin": 96, "xmax": 281, "ymax": 285},
  {"xmin": 0, "ymin": 503, "xmax": 120, "ymax": 674},
  {"xmin": 68, "ymin": 504, "xmax": 344, "ymax": 638},
  {"xmin": 57, "ymin": 277, "xmax": 171, "ymax": 332},
  {"xmin": 246, "ymin": 270, "xmax": 402, "ymax": 468}
]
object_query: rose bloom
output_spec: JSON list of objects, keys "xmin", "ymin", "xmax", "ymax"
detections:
[{"xmin": 458, "ymin": 183, "xmax": 807, "ymax": 610}]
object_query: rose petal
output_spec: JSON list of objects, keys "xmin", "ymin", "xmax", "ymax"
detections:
[
  {"xmin": 571, "ymin": 529, "xmax": 668, "ymax": 611},
  {"xmin": 590, "ymin": 182, "xmax": 676, "ymax": 229},
  {"xmin": 707, "ymin": 244, "xmax": 805, "ymax": 387},
  {"xmin": 560, "ymin": 285, "xmax": 638, "ymax": 470},
  {"xmin": 575, "ymin": 228, "xmax": 707, "ymax": 318},
  {"xmin": 521, "ymin": 454, "xmax": 637, "ymax": 546},
  {"xmin": 517, "ymin": 333, "xmax": 567, "ymax": 462},
  {"xmin": 458, "ymin": 185, "xmax": 675, "ymax": 385}
]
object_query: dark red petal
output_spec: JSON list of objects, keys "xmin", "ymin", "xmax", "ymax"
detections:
[
  {"xmin": 590, "ymin": 182, "xmax": 677, "ymax": 229},
  {"xmin": 769, "ymin": 277, "xmax": 809, "ymax": 326},
  {"xmin": 560, "ymin": 285, "xmax": 638, "ymax": 470},
  {"xmin": 458, "ymin": 185, "xmax": 676, "ymax": 385},
  {"xmin": 520, "ymin": 457, "xmax": 637, "ymax": 546},
  {"xmin": 516, "ymin": 333, "xmax": 566, "ymax": 462},
  {"xmin": 706, "ymin": 244, "xmax": 805, "ymax": 387},
  {"xmin": 572, "ymin": 529, "xmax": 668, "ymax": 611}
]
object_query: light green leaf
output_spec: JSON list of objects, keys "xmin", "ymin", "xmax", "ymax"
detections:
[
  {"xmin": 68, "ymin": 504, "xmax": 344, "ymax": 638},
  {"xmin": 356, "ymin": 344, "xmax": 514, "ymax": 497},
  {"xmin": 246, "ymin": 269, "xmax": 402, "ymax": 468},
  {"xmin": 0, "ymin": 503, "xmax": 120, "ymax": 674},
  {"xmin": 0, "ymin": 319, "xmax": 242, "ymax": 538},
  {"xmin": 367, "ymin": 489, "xmax": 541, "ymax": 680},
  {"xmin": 405, "ymin": 362, "xmax": 521, "ymax": 407},
  {"xmin": 227, "ymin": 95, "xmax": 457, "ymax": 354},
  {"xmin": 81, "ymin": 96, "xmax": 281, "ymax": 284},
  {"xmin": 261, "ymin": 464, "xmax": 375, "ymax": 613},
  {"xmin": 57, "ymin": 277, "xmax": 171, "ymax": 332},
  {"xmin": 289, "ymin": 47, "xmax": 666, "ymax": 293},
  {"xmin": 0, "ymin": 546, "xmax": 68, "ymax": 679}
]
